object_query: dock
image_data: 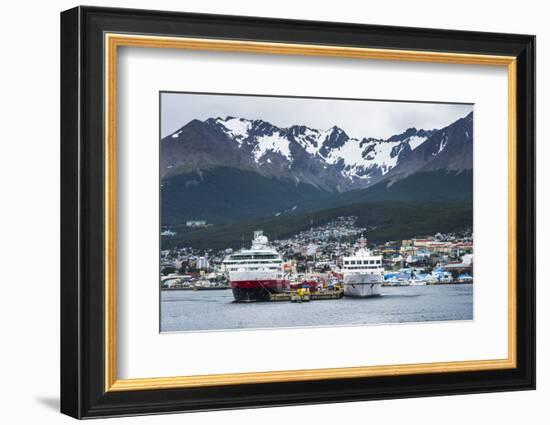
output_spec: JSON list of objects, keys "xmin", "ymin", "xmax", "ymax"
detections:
[{"xmin": 269, "ymin": 289, "xmax": 344, "ymax": 302}]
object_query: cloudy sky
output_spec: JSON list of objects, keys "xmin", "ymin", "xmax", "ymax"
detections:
[{"xmin": 161, "ymin": 92, "xmax": 473, "ymax": 140}]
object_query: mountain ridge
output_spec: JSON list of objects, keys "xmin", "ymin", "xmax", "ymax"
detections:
[
  {"xmin": 161, "ymin": 115, "xmax": 452, "ymax": 191},
  {"xmin": 160, "ymin": 112, "xmax": 473, "ymax": 226}
]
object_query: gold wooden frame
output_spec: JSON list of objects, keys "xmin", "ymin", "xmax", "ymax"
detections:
[{"xmin": 104, "ymin": 33, "xmax": 517, "ymax": 392}]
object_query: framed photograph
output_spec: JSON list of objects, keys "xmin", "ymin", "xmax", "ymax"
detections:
[{"xmin": 60, "ymin": 6, "xmax": 535, "ymax": 419}]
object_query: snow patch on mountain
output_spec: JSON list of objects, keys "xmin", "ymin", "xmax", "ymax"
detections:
[
  {"xmin": 361, "ymin": 140, "xmax": 410, "ymax": 175},
  {"xmin": 216, "ymin": 117, "xmax": 252, "ymax": 145},
  {"xmin": 325, "ymin": 137, "xmax": 417, "ymax": 178},
  {"xmin": 292, "ymin": 127, "xmax": 322, "ymax": 156},
  {"xmin": 434, "ymin": 133, "xmax": 449, "ymax": 156},
  {"xmin": 407, "ymin": 135, "xmax": 428, "ymax": 150},
  {"xmin": 323, "ymin": 137, "xmax": 360, "ymax": 165},
  {"xmin": 253, "ymin": 132, "xmax": 293, "ymax": 162},
  {"xmin": 366, "ymin": 141, "xmax": 405, "ymax": 175}
]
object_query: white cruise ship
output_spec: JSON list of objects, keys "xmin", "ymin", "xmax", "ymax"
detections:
[
  {"xmin": 222, "ymin": 231, "xmax": 289, "ymax": 302},
  {"xmin": 341, "ymin": 236, "xmax": 384, "ymax": 297}
]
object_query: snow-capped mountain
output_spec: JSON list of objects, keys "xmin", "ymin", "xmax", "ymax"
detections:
[
  {"xmin": 381, "ymin": 112, "xmax": 473, "ymax": 183},
  {"xmin": 161, "ymin": 116, "xmax": 442, "ymax": 191},
  {"xmin": 160, "ymin": 113, "xmax": 473, "ymax": 225}
]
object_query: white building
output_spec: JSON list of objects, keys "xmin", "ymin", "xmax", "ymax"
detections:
[
  {"xmin": 306, "ymin": 243, "xmax": 319, "ymax": 256},
  {"xmin": 462, "ymin": 254, "xmax": 474, "ymax": 265},
  {"xmin": 186, "ymin": 220, "xmax": 207, "ymax": 227},
  {"xmin": 196, "ymin": 256, "xmax": 209, "ymax": 270}
]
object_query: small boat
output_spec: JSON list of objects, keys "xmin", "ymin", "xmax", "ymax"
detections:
[
  {"xmin": 409, "ymin": 277, "xmax": 427, "ymax": 286},
  {"xmin": 385, "ymin": 271, "xmax": 411, "ymax": 286},
  {"xmin": 425, "ymin": 275, "xmax": 440, "ymax": 284},
  {"xmin": 385, "ymin": 277, "xmax": 409, "ymax": 286},
  {"xmin": 457, "ymin": 273, "xmax": 473, "ymax": 283},
  {"xmin": 430, "ymin": 269, "xmax": 453, "ymax": 284}
]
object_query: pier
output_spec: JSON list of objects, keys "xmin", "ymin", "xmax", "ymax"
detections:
[{"xmin": 269, "ymin": 288, "xmax": 344, "ymax": 302}]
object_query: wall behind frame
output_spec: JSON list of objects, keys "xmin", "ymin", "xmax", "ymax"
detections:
[{"xmin": 0, "ymin": 1, "xmax": 544, "ymax": 425}]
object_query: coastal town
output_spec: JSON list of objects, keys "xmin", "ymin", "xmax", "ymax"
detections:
[{"xmin": 160, "ymin": 216, "xmax": 473, "ymax": 293}]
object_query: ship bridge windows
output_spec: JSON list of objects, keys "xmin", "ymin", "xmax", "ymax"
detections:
[
  {"xmin": 231, "ymin": 255, "xmax": 253, "ymax": 260},
  {"xmin": 225, "ymin": 260, "xmax": 281, "ymax": 265},
  {"xmin": 232, "ymin": 254, "xmax": 278, "ymax": 259},
  {"xmin": 345, "ymin": 265, "xmax": 382, "ymax": 270},
  {"xmin": 342, "ymin": 259, "xmax": 382, "ymax": 266}
]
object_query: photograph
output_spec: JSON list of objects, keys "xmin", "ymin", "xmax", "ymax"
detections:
[
  {"xmin": 56, "ymin": 4, "xmax": 536, "ymax": 420},
  {"xmin": 159, "ymin": 92, "xmax": 475, "ymax": 332}
]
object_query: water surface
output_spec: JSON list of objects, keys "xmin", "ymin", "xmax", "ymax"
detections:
[{"xmin": 160, "ymin": 284, "xmax": 473, "ymax": 332}]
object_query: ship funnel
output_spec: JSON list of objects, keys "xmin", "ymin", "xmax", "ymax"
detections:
[
  {"xmin": 254, "ymin": 230, "xmax": 264, "ymax": 239},
  {"xmin": 252, "ymin": 230, "xmax": 268, "ymax": 249}
]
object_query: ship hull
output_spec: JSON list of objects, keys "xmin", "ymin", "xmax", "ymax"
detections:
[
  {"xmin": 343, "ymin": 274, "xmax": 383, "ymax": 297},
  {"xmin": 231, "ymin": 279, "xmax": 289, "ymax": 302}
]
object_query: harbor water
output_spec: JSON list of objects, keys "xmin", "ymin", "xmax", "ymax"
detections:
[{"xmin": 160, "ymin": 284, "xmax": 473, "ymax": 332}]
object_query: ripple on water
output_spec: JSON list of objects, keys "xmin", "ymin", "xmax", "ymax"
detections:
[{"xmin": 160, "ymin": 284, "xmax": 473, "ymax": 332}]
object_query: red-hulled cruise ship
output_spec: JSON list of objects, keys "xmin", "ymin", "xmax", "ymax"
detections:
[{"xmin": 222, "ymin": 231, "xmax": 289, "ymax": 302}]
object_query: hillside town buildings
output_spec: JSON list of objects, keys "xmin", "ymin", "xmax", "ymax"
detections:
[{"xmin": 161, "ymin": 216, "xmax": 473, "ymax": 283}]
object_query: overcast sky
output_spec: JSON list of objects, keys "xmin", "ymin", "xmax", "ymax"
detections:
[{"xmin": 161, "ymin": 92, "xmax": 473, "ymax": 140}]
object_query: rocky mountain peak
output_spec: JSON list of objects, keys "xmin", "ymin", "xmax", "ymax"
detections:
[{"xmin": 162, "ymin": 112, "xmax": 472, "ymax": 191}]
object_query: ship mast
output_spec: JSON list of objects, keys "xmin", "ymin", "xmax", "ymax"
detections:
[{"xmin": 358, "ymin": 235, "xmax": 369, "ymax": 255}]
